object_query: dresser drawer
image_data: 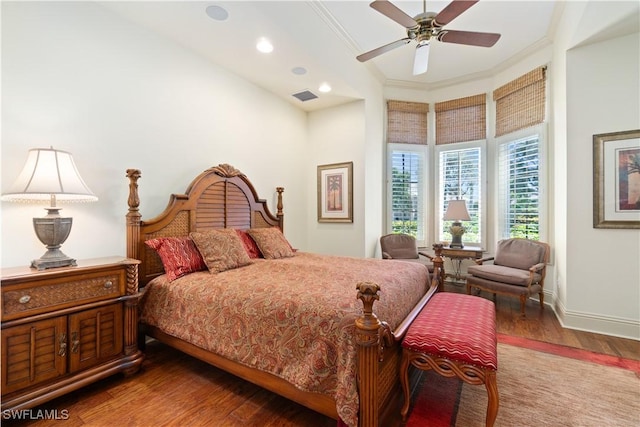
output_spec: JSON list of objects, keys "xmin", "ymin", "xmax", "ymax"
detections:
[{"xmin": 2, "ymin": 270, "xmax": 125, "ymax": 321}]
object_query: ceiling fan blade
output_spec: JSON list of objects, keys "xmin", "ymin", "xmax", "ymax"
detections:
[
  {"xmin": 413, "ymin": 43, "xmax": 430, "ymax": 75},
  {"xmin": 370, "ymin": 0, "xmax": 418, "ymax": 29},
  {"xmin": 357, "ymin": 38, "xmax": 412, "ymax": 62},
  {"xmin": 438, "ymin": 30, "xmax": 501, "ymax": 47},
  {"xmin": 434, "ymin": 0, "xmax": 479, "ymax": 26}
]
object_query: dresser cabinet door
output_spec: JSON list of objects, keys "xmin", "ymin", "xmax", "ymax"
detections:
[
  {"xmin": 1, "ymin": 317, "xmax": 68, "ymax": 395},
  {"xmin": 68, "ymin": 303, "xmax": 123, "ymax": 372}
]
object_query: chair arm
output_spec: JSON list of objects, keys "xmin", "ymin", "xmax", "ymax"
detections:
[
  {"xmin": 382, "ymin": 251, "xmax": 393, "ymax": 259},
  {"xmin": 525, "ymin": 262, "xmax": 547, "ymax": 286},
  {"xmin": 529, "ymin": 262, "xmax": 546, "ymax": 273},
  {"xmin": 418, "ymin": 251, "xmax": 434, "ymax": 261},
  {"xmin": 474, "ymin": 256, "xmax": 495, "ymax": 265}
]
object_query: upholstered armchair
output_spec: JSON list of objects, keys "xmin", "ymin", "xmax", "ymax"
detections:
[
  {"xmin": 379, "ymin": 233, "xmax": 434, "ymax": 273},
  {"xmin": 466, "ymin": 238, "xmax": 550, "ymax": 316}
]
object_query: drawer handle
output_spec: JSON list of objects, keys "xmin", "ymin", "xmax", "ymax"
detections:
[
  {"xmin": 59, "ymin": 333, "xmax": 67, "ymax": 357},
  {"xmin": 71, "ymin": 331, "xmax": 80, "ymax": 353},
  {"xmin": 18, "ymin": 295, "xmax": 31, "ymax": 304},
  {"xmin": 103, "ymin": 280, "xmax": 113, "ymax": 289}
]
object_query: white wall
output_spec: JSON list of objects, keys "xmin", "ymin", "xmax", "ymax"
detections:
[
  {"xmin": 551, "ymin": 0, "xmax": 640, "ymax": 339},
  {"xmin": 1, "ymin": 1, "xmax": 311, "ymax": 267},
  {"xmin": 307, "ymin": 101, "xmax": 366, "ymax": 256},
  {"xmin": 563, "ymin": 32, "xmax": 640, "ymax": 338},
  {"xmin": 1, "ymin": 1, "xmax": 384, "ymax": 267}
]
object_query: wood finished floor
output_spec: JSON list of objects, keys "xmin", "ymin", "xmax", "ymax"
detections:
[{"xmin": 5, "ymin": 285, "xmax": 639, "ymax": 427}]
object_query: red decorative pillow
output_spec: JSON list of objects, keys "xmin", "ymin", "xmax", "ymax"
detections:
[
  {"xmin": 235, "ymin": 229, "xmax": 263, "ymax": 259},
  {"xmin": 145, "ymin": 236, "xmax": 206, "ymax": 281}
]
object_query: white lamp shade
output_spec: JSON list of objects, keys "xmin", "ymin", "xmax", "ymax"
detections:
[
  {"xmin": 1, "ymin": 148, "xmax": 97, "ymax": 203},
  {"xmin": 443, "ymin": 199, "xmax": 470, "ymax": 221}
]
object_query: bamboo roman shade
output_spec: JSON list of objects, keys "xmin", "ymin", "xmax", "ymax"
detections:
[
  {"xmin": 493, "ymin": 67, "xmax": 546, "ymax": 137},
  {"xmin": 387, "ymin": 100, "xmax": 429, "ymax": 145},
  {"xmin": 435, "ymin": 94, "xmax": 486, "ymax": 145}
]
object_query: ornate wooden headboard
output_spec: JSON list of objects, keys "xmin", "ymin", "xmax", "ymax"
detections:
[{"xmin": 126, "ymin": 163, "xmax": 284, "ymax": 286}]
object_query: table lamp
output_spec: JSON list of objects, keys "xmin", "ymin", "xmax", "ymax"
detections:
[
  {"xmin": 443, "ymin": 199, "xmax": 470, "ymax": 248},
  {"xmin": 1, "ymin": 147, "xmax": 98, "ymax": 270}
]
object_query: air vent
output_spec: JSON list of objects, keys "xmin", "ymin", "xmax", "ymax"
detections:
[{"xmin": 292, "ymin": 90, "xmax": 318, "ymax": 102}]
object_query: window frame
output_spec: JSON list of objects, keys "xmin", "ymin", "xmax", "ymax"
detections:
[
  {"xmin": 434, "ymin": 139, "xmax": 487, "ymax": 248},
  {"xmin": 494, "ymin": 123, "xmax": 548, "ymax": 243},
  {"xmin": 386, "ymin": 143, "xmax": 430, "ymax": 247}
]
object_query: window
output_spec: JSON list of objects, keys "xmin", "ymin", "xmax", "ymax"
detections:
[
  {"xmin": 388, "ymin": 145, "xmax": 427, "ymax": 243},
  {"xmin": 434, "ymin": 94, "xmax": 486, "ymax": 247},
  {"xmin": 497, "ymin": 133, "xmax": 541, "ymax": 240},
  {"xmin": 437, "ymin": 144, "xmax": 483, "ymax": 245},
  {"xmin": 386, "ymin": 100, "xmax": 428, "ymax": 244}
]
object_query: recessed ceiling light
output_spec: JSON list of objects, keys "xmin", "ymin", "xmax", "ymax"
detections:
[
  {"xmin": 256, "ymin": 37, "xmax": 273, "ymax": 54},
  {"xmin": 291, "ymin": 67, "xmax": 307, "ymax": 75},
  {"xmin": 318, "ymin": 83, "xmax": 332, "ymax": 93},
  {"xmin": 205, "ymin": 5, "xmax": 229, "ymax": 21}
]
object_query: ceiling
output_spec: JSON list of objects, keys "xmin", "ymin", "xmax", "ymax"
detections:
[{"xmin": 101, "ymin": 1, "xmax": 560, "ymax": 112}]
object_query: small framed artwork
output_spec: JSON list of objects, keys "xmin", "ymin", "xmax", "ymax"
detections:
[
  {"xmin": 317, "ymin": 161, "xmax": 353, "ymax": 223},
  {"xmin": 593, "ymin": 129, "xmax": 640, "ymax": 228}
]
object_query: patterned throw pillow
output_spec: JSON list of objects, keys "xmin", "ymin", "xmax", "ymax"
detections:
[
  {"xmin": 190, "ymin": 229, "xmax": 253, "ymax": 273},
  {"xmin": 246, "ymin": 227, "xmax": 295, "ymax": 259},
  {"xmin": 145, "ymin": 236, "xmax": 207, "ymax": 281},
  {"xmin": 235, "ymin": 229, "xmax": 263, "ymax": 259}
]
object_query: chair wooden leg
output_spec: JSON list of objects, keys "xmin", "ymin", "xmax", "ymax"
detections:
[
  {"xmin": 484, "ymin": 370, "xmax": 499, "ymax": 427},
  {"xmin": 399, "ymin": 350, "xmax": 412, "ymax": 421},
  {"xmin": 539, "ymin": 291, "xmax": 545, "ymax": 309},
  {"xmin": 519, "ymin": 295, "xmax": 526, "ymax": 316}
]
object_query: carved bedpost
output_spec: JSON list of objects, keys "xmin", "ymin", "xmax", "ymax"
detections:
[
  {"xmin": 276, "ymin": 187, "xmax": 284, "ymax": 230},
  {"xmin": 126, "ymin": 169, "xmax": 142, "ymax": 261},
  {"xmin": 123, "ymin": 260, "xmax": 141, "ymax": 358},
  {"xmin": 432, "ymin": 243, "xmax": 445, "ymax": 292},
  {"xmin": 356, "ymin": 282, "xmax": 382, "ymax": 427}
]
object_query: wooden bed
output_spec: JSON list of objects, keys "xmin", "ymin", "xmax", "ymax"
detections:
[{"xmin": 125, "ymin": 164, "xmax": 443, "ymax": 427}]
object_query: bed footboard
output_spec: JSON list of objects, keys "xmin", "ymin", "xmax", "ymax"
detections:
[{"xmin": 355, "ymin": 245, "xmax": 443, "ymax": 426}]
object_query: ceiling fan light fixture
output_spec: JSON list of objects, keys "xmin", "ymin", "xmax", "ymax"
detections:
[
  {"xmin": 357, "ymin": 0, "xmax": 502, "ymax": 75},
  {"xmin": 413, "ymin": 43, "xmax": 430, "ymax": 75}
]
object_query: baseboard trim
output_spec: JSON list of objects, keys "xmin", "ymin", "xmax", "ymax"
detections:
[{"xmin": 552, "ymin": 298, "xmax": 640, "ymax": 341}]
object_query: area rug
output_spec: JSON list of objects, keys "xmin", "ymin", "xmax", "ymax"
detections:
[{"xmin": 405, "ymin": 334, "xmax": 640, "ymax": 427}]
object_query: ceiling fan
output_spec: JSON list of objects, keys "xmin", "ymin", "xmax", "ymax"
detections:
[{"xmin": 357, "ymin": 0, "xmax": 501, "ymax": 75}]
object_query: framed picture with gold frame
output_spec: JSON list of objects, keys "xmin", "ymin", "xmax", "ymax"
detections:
[
  {"xmin": 317, "ymin": 162, "xmax": 353, "ymax": 223},
  {"xmin": 593, "ymin": 129, "xmax": 640, "ymax": 228}
]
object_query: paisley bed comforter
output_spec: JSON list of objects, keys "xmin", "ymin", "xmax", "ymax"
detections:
[{"xmin": 139, "ymin": 252, "xmax": 429, "ymax": 427}]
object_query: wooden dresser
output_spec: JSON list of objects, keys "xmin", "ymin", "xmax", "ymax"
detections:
[{"xmin": 1, "ymin": 257, "xmax": 144, "ymax": 411}]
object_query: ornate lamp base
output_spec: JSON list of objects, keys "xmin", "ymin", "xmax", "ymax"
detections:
[
  {"xmin": 31, "ymin": 210, "xmax": 76, "ymax": 270},
  {"xmin": 31, "ymin": 250, "xmax": 77, "ymax": 270},
  {"xmin": 449, "ymin": 221, "xmax": 466, "ymax": 248}
]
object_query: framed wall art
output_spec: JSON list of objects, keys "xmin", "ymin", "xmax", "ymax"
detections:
[
  {"xmin": 593, "ymin": 129, "xmax": 640, "ymax": 228},
  {"xmin": 317, "ymin": 161, "xmax": 353, "ymax": 223}
]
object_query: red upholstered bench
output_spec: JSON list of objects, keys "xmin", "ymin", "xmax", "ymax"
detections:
[{"xmin": 400, "ymin": 292, "xmax": 499, "ymax": 427}]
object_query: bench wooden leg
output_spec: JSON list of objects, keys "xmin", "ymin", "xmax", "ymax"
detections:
[{"xmin": 485, "ymin": 369, "xmax": 499, "ymax": 427}]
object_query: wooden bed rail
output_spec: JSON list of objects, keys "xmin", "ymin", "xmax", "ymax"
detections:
[{"xmin": 355, "ymin": 243, "xmax": 444, "ymax": 426}]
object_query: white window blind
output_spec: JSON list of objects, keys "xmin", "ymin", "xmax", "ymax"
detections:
[
  {"xmin": 498, "ymin": 134, "xmax": 540, "ymax": 240},
  {"xmin": 389, "ymin": 148, "xmax": 425, "ymax": 241},
  {"xmin": 437, "ymin": 146, "xmax": 482, "ymax": 244}
]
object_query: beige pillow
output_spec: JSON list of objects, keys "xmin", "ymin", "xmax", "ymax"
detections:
[
  {"xmin": 246, "ymin": 227, "xmax": 294, "ymax": 259},
  {"xmin": 190, "ymin": 228, "xmax": 252, "ymax": 273}
]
